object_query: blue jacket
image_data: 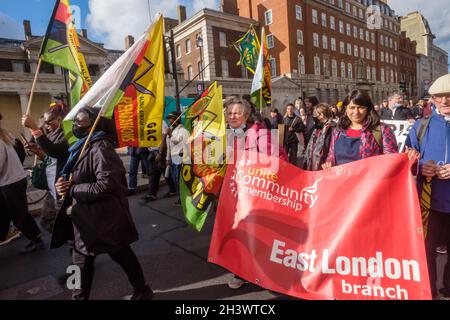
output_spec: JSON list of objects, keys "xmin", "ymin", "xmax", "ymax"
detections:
[{"xmin": 407, "ymin": 111, "xmax": 450, "ymax": 213}]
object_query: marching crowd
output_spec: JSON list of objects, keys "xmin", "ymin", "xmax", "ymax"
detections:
[{"xmin": 0, "ymin": 73, "xmax": 449, "ymax": 300}]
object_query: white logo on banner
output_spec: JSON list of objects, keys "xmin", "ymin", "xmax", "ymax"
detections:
[{"xmin": 382, "ymin": 120, "xmax": 414, "ymax": 152}]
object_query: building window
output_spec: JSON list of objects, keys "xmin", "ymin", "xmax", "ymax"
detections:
[
  {"xmin": 332, "ymin": 59, "xmax": 337, "ymax": 77},
  {"xmin": 176, "ymin": 44, "xmax": 181, "ymax": 59},
  {"xmin": 12, "ymin": 61, "xmax": 25, "ymax": 73},
  {"xmin": 341, "ymin": 61, "xmax": 346, "ymax": 78},
  {"xmin": 269, "ymin": 58, "xmax": 277, "ymax": 77},
  {"xmin": 347, "ymin": 43, "xmax": 352, "ymax": 55},
  {"xmin": 331, "ymin": 38, "xmax": 336, "ymax": 51},
  {"xmin": 380, "ymin": 52, "xmax": 384, "ymax": 62},
  {"xmin": 298, "ymin": 54, "xmax": 305, "ymax": 75},
  {"xmin": 360, "ymin": 47, "xmax": 364, "ymax": 58},
  {"xmin": 359, "ymin": 8, "xmax": 363, "ymax": 19},
  {"xmin": 381, "ymin": 68, "xmax": 385, "ymax": 82},
  {"xmin": 354, "ymin": 45, "xmax": 358, "ymax": 57},
  {"xmin": 352, "ymin": 6, "xmax": 357, "ymax": 16},
  {"xmin": 187, "ymin": 65, "xmax": 193, "ymax": 80},
  {"xmin": 314, "ymin": 56, "xmax": 321, "ymax": 75},
  {"xmin": 295, "ymin": 5, "xmax": 302, "ymax": 20},
  {"xmin": 241, "ymin": 65, "xmax": 248, "ymax": 79},
  {"xmin": 365, "ymin": 30, "xmax": 369, "ymax": 42},
  {"xmin": 186, "ymin": 39, "xmax": 191, "ymax": 54},
  {"xmin": 219, "ymin": 32, "xmax": 227, "ymax": 47},
  {"xmin": 338, "ymin": 0, "xmax": 343, "ymax": 9},
  {"xmin": 339, "ymin": 20, "xmax": 344, "ymax": 33},
  {"xmin": 346, "ymin": 23, "xmax": 351, "ymax": 36},
  {"xmin": 353, "ymin": 26, "xmax": 358, "ymax": 38},
  {"xmin": 371, "ymin": 32, "xmax": 375, "ymax": 44},
  {"xmin": 390, "ymin": 54, "xmax": 393, "ymax": 64},
  {"xmin": 359, "ymin": 28, "xmax": 363, "ymax": 40},
  {"xmin": 345, "ymin": 2, "xmax": 350, "ymax": 14},
  {"xmin": 390, "ymin": 38, "xmax": 393, "ymax": 48},
  {"xmin": 394, "ymin": 42, "xmax": 397, "ymax": 50},
  {"xmin": 366, "ymin": 48, "xmax": 370, "ymax": 59},
  {"xmin": 313, "ymin": 33, "xmax": 319, "ymax": 47},
  {"xmin": 380, "ymin": 35, "xmax": 384, "ymax": 46},
  {"xmin": 330, "ymin": 16, "xmax": 335, "ymax": 30},
  {"xmin": 322, "ymin": 35, "xmax": 328, "ymax": 49},
  {"xmin": 340, "ymin": 41, "xmax": 345, "ymax": 54},
  {"xmin": 367, "ymin": 66, "xmax": 371, "ymax": 80},
  {"xmin": 267, "ymin": 34, "xmax": 274, "ymax": 49},
  {"xmin": 347, "ymin": 63, "xmax": 353, "ymax": 79},
  {"xmin": 322, "ymin": 13, "xmax": 327, "ymax": 27},
  {"xmin": 323, "ymin": 56, "xmax": 330, "ymax": 76},
  {"xmin": 371, "ymin": 50, "xmax": 375, "ymax": 61},
  {"xmin": 372, "ymin": 67, "xmax": 376, "ymax": 81},
  {"xmin": 297, "ymin": 30, "xmax": 303, "ymax": 45},
  {"xmin": 395, "ymin": 56, "xmax": 397, "ymax": 65},
  {"xmin": 265, "ymin": 10, "xmax": 273, "ymax": 25},
  {"xmin": 221, "ymin": 59, "xmax": 229, "ymax": 77},
  {"xmin": 312, "ymin": 9, "xmax": 318, "ymax": 24}
]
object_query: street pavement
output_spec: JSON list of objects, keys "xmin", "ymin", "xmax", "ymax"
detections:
[
  {"xmin": 0, "ymin": 185, "xmax": 285, "ymax": 300},
  {"xmin": 1, "ymin": 151, "xmax": 447, "ymax": 300}
]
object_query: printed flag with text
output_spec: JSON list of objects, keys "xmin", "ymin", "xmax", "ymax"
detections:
[{"xmin": 180, "ymin": 82, "xmax": 227, "ymax": 232}]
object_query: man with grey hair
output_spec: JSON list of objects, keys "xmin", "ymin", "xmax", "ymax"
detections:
[{"xmin": 380, "ymin": 92, "xmax": 413, "ymax": 121}]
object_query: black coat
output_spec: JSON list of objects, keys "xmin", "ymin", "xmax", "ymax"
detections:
[
  {"xmin": 51, "ymin": 137, "xmax": 138, "ymax": 255},
  {"xmin": 283, "ymin": 115, "xmax": 305, "ymax": 144},
  {"xmin": 380, "ymin": 106, "xmax": 413, "ymax": 121},
  {"xmin": 36, "ymin": 128, "xmax": 69, "ymax": 183}
]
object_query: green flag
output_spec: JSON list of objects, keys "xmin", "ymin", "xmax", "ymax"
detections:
[{"xmin": 233, "ymin": 24, "xmax": 260, "ymax": 75}]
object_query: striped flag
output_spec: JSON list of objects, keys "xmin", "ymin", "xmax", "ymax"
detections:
[{"xmin": 40, "ymin": 0, "xmax": 91, "ymax": 107}]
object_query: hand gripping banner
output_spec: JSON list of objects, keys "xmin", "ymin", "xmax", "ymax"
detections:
[{"xmin": 208, "ymin": 153, "xmax": 432, "ymax": 300}]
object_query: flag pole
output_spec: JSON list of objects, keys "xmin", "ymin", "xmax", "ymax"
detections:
[
  {"xmin": 62, "ymin": 68, "xmax": 71, "ymax": 108},
  {"xmin": 25, "ymin": 59, "xmax": 43, "ymax": 115}
]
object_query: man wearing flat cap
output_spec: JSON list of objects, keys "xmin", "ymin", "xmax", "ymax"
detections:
[{"xmin": 407, "ymin": 73, "xmax": 450, "ymax": 300}]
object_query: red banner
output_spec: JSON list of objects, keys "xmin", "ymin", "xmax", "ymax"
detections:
[{"xmin": 208, "ymin": 153, "xmax": 432, "ymax": 300}]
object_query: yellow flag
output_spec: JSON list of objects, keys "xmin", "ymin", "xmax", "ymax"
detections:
[{"xmin": 114, "ymin": 14, "xmax": 165, "ymax": 148}]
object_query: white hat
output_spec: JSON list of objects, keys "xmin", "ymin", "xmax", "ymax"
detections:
[{"xmin": 429, "ymin": 73, "xmax": 450, "ymax": 95}]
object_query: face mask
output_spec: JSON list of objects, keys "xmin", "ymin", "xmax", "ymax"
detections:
[
  {"xmin": 231, "ymin": 124, "xmax": 246, "ymax": 136},
  {"xmin": 72, "ymin": 125, "xmax": 90, "ymax": 139},
  {"xmin": 394, "ymin": 103, "xmax": 402, "ymax": 109}
]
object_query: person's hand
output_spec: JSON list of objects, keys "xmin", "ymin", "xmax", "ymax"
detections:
[
  {"xmin": 421, "ymin": 160, "xmax": 437, "ymax": 179},
  {"xmin": 55, "ymin": 177, "xmax": 72, "ymax": 197},
  {"xmin": 24, "ymin": 141, "xmax": 40, "ymax": 154},
  {"xmin": 321, "ymin": 162, "xmax": 332, "ymax": 170},
  {"xmin": 436, "ymin": 164, "xmax": 450, "ymax": 180},
  {"xmin": 405, "ymin": 146, "xmax": 420, "ymax": 161},
  {"xmin": 21, "ymin": 115, "xmax": 39, "ymax": 130}
]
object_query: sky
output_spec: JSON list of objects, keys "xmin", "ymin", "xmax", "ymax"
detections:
[{"xmin": 0, "ymin": 0, "xmax": 449, "ymax": 68}]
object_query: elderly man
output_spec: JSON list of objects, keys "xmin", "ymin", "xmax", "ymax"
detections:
[
  {"xmin": 407, "ymin": 73, "xmax": 450, "ymax": 300},
  {"xmin": 380, "ymin": 93, "xmax": 414, "ymax": 121}
]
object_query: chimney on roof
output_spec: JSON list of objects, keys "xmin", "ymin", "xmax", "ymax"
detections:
[
  {"xmin": 178, "ymin": 5, "xmax": 187, "ymax": 24},
  {"xmin": 81, "ymin": 29, "xmax": 88, "ymax": 39},
  {"xmin": 125, "ymin": 35, "xmax": 135, "ymax": 49},
  {"xmin": 23, "ymin": 20, "xmax": 32, "ymax": 40},
  {"xmin": 221, "ymin": 0, "xmax": 238, "ymax": 14}
]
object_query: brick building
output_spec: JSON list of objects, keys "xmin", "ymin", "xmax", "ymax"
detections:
[
  {"xmin": 229, "ymin": 0, "xmax": 403, "ymax": 103},
  {"xmin": 398, "ymin": 31, "xmax": 417, "ymax": 100}
]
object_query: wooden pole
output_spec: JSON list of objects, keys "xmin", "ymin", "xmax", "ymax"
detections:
[{"xmin": 26, "ymin": 58, "xmax": 43, "ymax": 115}]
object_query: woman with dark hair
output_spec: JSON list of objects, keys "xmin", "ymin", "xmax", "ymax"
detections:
[
  {"xmin": 302, "ymin": 96, "xmax": 318, "ymax": 148},
  {"xmin": 322, "ymin": 90, "xmax": 398, "ymax": 168},
  {"xmin": 53, "ymin": 107, "xmax": 152, "ymax": 300},
  {"xmin": 303, "ymin": 103, "xmax": 336, "ymax": 171}
]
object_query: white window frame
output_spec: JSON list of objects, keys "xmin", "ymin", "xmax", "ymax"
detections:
[
  {"xmin": 354, "ymin": 45, "xmax": 358, "ymax": 57},
  {"xmin": 312, "ymin": 9, "xmax": 318, "ymax": 24},
  {"xmin": 330, "ymin": 16, "xmax": 335, "ymax": 30},
  {"xmin": 314, "ymin": 56, "xmax": 321, "ymax": 75},
  {"xmin": 322, "ymin": 13, "xmax": 327, "ymax": 27},
  {"xmin": 265, "ymin": 10, "xmax": 273, "ymax": 25},
  {"xmin": 313, "ymin": 33, "xmax": 319, "ymax": 47},
  {"xmin": 347, "ymin": 43, "xmax": 352, "ymax": 55},
  {"xmin": 332, "ymin": 59, "xmax": 338, "ymax": 77},
  {"xmin": 331, "ymin": 38, "xmax": 336, "ymax": 51},
  {"xmin": 221, "ymin": 59, "xmax": 229, "ymax": 77},
  {"xmin": 219, "ymin": 32, "xmax": 227, "ymax": 47},
  {"xmin": 322, "ymin": 35, "xmax": 328, "ymax": 49},
  {"xmin": 341, "ymin": 61, "xmax": 346, "ymax": 78},
  {"xmin": 339, "ymin": 20, "xmax": 344, "ymax": 33},
  {"xmin": 185, "ymin": 39, "xmax": 191, "ymax": 54},
  {"xmin": 270, "ymin": 58, "xmax": 277, "ymax": 77},
  {"xmin": 295, "ymin": 5, "xmax": 302, "ymax": 20},
  {"xmin": 297, "ymin": 30, "xmax": 303, "ymax": 45},
  {"xmin": 347, "ymin": 62, "xmax": 353, "ymax": 79},
  {"xmin": 267, "ymin": 34, "xmax": 275, "ymax": 49},
  {"xmin": 340, "ymin": 41, "xmax": 345, "ymax": 54}
]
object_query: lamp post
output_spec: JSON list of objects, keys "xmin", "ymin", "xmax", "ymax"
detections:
[{"xmin": 196, "ymin": 35, "xmax": 204, "ymax": 95}]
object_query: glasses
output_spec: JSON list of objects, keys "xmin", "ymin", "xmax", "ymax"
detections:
[{"xmin": 434, "ymin": 95, "xmax": 450, "ymax": 102}]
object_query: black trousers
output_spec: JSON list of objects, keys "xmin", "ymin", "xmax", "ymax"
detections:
[
  {"xmin": 72, "ymin": 246, "xmax": 146, "ymax": 300},
  {"xmin": 426, "ymin": 210, "xmax": 450, "ymax": 298},
  {"xmin": 284, "ymin": 142, "xmax": 298, "ymax": 166},
  {"xmin": 147, "ymin": 154, "xmax": 176, "ymax": 197},
  {"xmin": 0, "ymin": 178, "xmax": 41, "ymax": 241}
]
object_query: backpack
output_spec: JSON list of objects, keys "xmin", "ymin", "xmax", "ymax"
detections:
[{"xmin": 416, "ymin": 116, "xmax": 431, "ymax": 146}]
